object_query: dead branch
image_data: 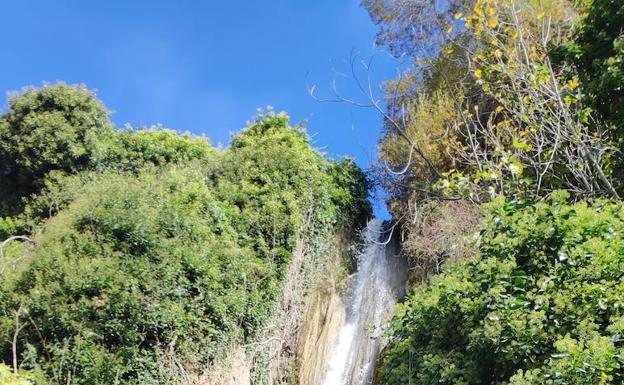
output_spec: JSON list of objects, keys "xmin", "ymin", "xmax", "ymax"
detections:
[
  {"xmin": 12, "ymin": 304, "xmax": 27, "ymax": 374},
  {"xmin": 0, "ymin": 235, "xmax": 34, "ymax": 275}
]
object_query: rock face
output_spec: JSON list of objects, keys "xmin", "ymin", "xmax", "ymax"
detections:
[
  {"xmin": 195, "ymin": 347, "xmax": 252, "ymax": 385},
  {"xmin": 297, "ymin": 283, "xmax": 346, "ymax": 385},
  {"xmin": 194, "ymin": 284, "xmax": 346, "ymax": 385},
  {"xmin": 186, "ymin": 235, "xmax": 350, "ymax": 385}
]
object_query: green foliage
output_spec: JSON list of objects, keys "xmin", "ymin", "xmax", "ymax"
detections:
[
  {"xmin": 0, "ymin": 108, "xmax": 371, "ymax": 384},
  {"xmin": 0, "ymin": 364, "xmax": 33, "ymax": 385},
  {"xmin": 368, "ymin": 1, "xmax": 624, "ymax": 383},
  {"xmin": 0, "ymin": 83, "xmax": 116, "ymax": 206},
  {"xmin": 554, "ymin": 0, "xmax": 624, "ymax": 188},
  {"xmin": 0, "ymin": 84, "xmax": 217, "ymax": 225},
  {"xmin": 329, "ymin": 157, "xmax": 372, "ymax": 229},
  {"xmin": 376, "ymin": 192, "xmax": 624, "ymax": 384},
  {"xmin": 14, "ymin": 129, "xmax": 215, "ymax": 232},
  {"xmin": 2, "ymin": 168, "xmax": 265, "ymax": 383},
  {"xmin": 557, "ymin": 0, "xmax": 624, "ymax": 136},
  {"xmin": 0, "ymin": 218, "xmax": 18, "ymax": 242},
  {"xmin": 218, "ymin": 112, "xmax": 333, "ymax": 259},
  {"xmin": 114, "ymin": 128, "xmax": 215, "ymax": 172}
]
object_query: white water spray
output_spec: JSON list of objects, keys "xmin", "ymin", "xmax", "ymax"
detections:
[{"xmin": 321, "ymin": 219, "xmax": 406, "ymax": 385}]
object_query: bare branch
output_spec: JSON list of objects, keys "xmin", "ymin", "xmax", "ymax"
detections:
[
  {"xmin": 0, "ymin": 236, "xmax": 34, "ymax": 275},
  {"xmin": 12, "ymin": 304, "xmax": 27, "ymax": 374}
]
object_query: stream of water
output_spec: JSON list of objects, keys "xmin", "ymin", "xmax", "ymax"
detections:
[{"xmin": 321, "ymin": 219, "xmax": 406, "ymax": 385}]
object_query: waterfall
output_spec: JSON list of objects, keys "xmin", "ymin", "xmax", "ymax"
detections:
[{"xmin": 321, "ymin": 219, "xmax": 406, "ymax": 385}]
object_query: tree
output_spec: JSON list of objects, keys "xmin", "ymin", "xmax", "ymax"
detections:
[
  {"xmin": 557, "ymin": 0, "xmax": 624, "ymax": 138},
  {"xmin": 0, "ymin": 83, "xmax": 116, "ymax": 211},
  {"xmin": 362, "ymin": 0, "xmax": 471, "ymax": 57}
]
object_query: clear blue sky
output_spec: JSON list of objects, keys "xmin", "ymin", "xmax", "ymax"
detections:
[{"xmin": 0, "ymin": 0, "xmax": 400, "ymax": 217}]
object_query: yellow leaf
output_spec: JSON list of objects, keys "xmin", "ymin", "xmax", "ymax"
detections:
[
  {"xmin": 488, "ymin": 18, "xmax": 498, "ymax": 28},
  {"xmin": 475, "ymin": 69, "xmax": 483, "ymax": 78},
  {"xmin": 447, "ymin": 26, "xmax": 454, "ymax": 34},
  {"xmin": 522, "ymin": 95, "xmax": 530, "ymax": 103},
  {"xmin": 568, "ymin": 78, "xmax": 578, "ymax": 91},
  {"xmin": 537, "ymin": 12, "xmax": 545, "ymax": 20},
  {"xmin": 496, "ymin": 105, "xmax": 504, "ymax": 112},
  {"xmin": 454, "ymin": 12, "xmax": 463, "ymax": 19}
]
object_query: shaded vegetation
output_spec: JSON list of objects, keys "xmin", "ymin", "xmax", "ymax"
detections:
[{"xmin": 557, "ymin": 0, "xmax": 624, "ymax": 138}]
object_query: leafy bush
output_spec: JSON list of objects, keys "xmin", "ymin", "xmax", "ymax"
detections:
[
  {"xmin": 114, "ymin": 128, "xmax": 215, "ymax": 172},
  {"xmin": 0, "ymin": 218, "xmax": 18, "ymax": 242},
  {"xmin": 0, "ymin": 364, "xmax": 33, "ymax": 385},
  {"xmin": 557, "ymin": 0, "xmax": 624, "ymax": 138},
  {"xmin": 0, "ymin": 111, "xmax": 371, "ymax": 384},
  {"xmin": 0, "ymin": 84, "xmax": 217, "ymax": 224},
  {"xmin": 2, "ymin": 168, "xmax": 265, "ymax": 383},
  {"xmin": 376, "ymin": 192, "xmax": 624, "ymax": 384},
  {"xmin": 217, "ymin": 113, "xmax": 335, "ymax": 260},
  {"xmin": 0, "ymin": 83, "xmax": 116, "ymax": 205},
  {"xmin": 328, "ymin": 157, "xmax": 372, "ymax": 229}
]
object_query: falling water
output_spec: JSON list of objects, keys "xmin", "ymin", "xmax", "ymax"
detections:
[{"xmin": 321, "ymin": 219, "xmax": 407, "ymax": 385}]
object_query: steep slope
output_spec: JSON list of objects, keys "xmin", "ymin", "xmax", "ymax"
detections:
[{"xmin": 0, "ymin": 85, "xmax": 372, "ymax": 384}]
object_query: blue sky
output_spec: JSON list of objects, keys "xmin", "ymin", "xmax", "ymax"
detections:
[{"xmin": 0, "ymin": 1, "xmax": 400, "ymax": 216}]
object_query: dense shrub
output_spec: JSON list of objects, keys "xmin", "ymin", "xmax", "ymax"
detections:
[
  {"xmin": 0, "ymin": 110, "xmax": 371, "ymax": 384},
  {"xmin": 216, "ymin": 113, "xmax": 335, "ymax": 262},
  {"xmin": 0, "ymin": 86, "xmax": 225, "ymax": 243},
  {"xmin": 2, "ymin": 168, "xmax": 266, "ymax": 383},
  {"xmin": 0, "ymin": 84, "xmax": 116, "ymax": 216},
  {"xmin": 401, "ymin": 200, "xmax": 480, "ymax": 279},
  {"xmin": 114, "ymin": 128, "xmax": 215, "ymax": 172},
  {"xmin": 0, "ymin": 364, "xmax": 34, "ymax": 385},
  {"xmin": 557, "ymin": 0, "xmax": 624, "ymax": 138},
  {"xmin": 0, "ymin": 84, "xmax": 116, "ymax": 179},
  {"xmin": 376, "ymin": 192, "xmax": 624, "ymax": 384},
  {"xmin": 329, "ymin": 157, "xmax": 372, "ymax": 229}
]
